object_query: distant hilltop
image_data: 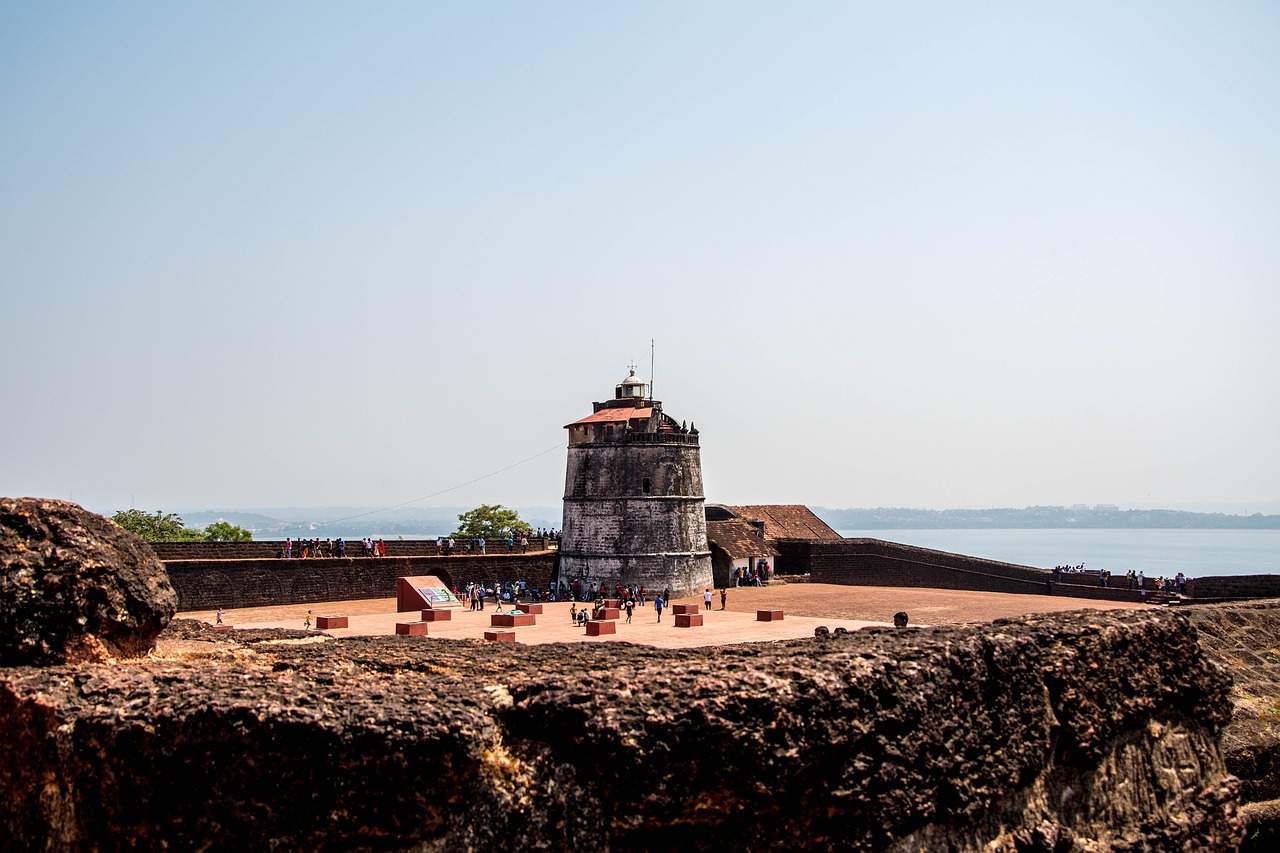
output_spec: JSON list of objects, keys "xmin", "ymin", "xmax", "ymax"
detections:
[{"xmin": 814, "ymin": 505, "xmax": 1280, "ymax": 530}]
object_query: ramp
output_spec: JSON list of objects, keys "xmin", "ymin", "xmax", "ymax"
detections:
[{"xmin": 397, "ymin": 576, "xmax": 463, "ymax": 612}]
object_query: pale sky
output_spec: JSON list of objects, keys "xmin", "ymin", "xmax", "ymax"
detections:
[{"xmin": 3, "ymin": 2, "xmax": 1277, "ymax": 518}]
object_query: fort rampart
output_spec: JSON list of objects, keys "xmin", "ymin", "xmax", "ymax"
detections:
[
  {"xmin": 164, "ymin": 553, "xmax": 556, "ymax": 611},
  {"xmin": 777, "ymin": 538, "xmax": 1156, "ymax": 602}
]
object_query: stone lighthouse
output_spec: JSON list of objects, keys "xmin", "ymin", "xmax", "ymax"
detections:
[{"xmin": 559, "ymin": 368, "xmax": 714, "ymax": 597}]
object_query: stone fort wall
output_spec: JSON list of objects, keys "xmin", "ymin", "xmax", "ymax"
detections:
[
  {"xmin": 164, "ymin": 553, "xmax": 557, "ymax": 611},
  {"xmin": 776, "ymin": 538, "xmax": 1154, "ymax": 602}
]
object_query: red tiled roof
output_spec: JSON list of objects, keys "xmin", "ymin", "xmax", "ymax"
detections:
[
  {"xmin": 726, "ymin": 505, "xmax": 843, "ymax": 541},
  {"xmin": 567, "ymin": 407, "xmax": 654, "ymax": 426},
  {"xmin": 706, "ymin": 519, "xmax": 780, "ymax": 560}
]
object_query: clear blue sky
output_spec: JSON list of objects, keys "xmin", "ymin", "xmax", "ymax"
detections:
[{"xmin": 3, "ymin": 2, "xmax": 1277, "ymax": 516}]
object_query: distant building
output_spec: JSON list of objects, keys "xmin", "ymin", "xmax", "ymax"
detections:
[{"xmin": 559, "ymin": 368, "xmax": 713, "ymax": 596}]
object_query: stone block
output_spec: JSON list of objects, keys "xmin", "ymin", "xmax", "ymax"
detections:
[
  {"xmin": 598, "ymin": 607, "xmax": 621, "ymax": 620},
  {"xmin": 492, "ymin": 613, "xmax": 536, "ymax": 628},
  {"xmin": 419, "ymin": 609, "xmax": 452, "ymax": 622},
  {"xmin": 585, "ymin": 620, "xmax": 616, "ymax": 636},
  {"xmin": 483, "ymin": 630, "xmax": 515, "ymax": 642},
  {"xmin": 213, "ymin": 625, "xmax": 235, "ymax": 631},
  {"xmin": 757, "ymin": 609, "xmax": 785, "ymax": 622},
  {"xmin": 315, "ymin": 616, "xmax": 348, "ymax": 629},
  {"xmin": 603, "ymin": 599, "xmax": 621, "ymax": 609},
  {"xmin": 515, "ymin": 603, "xmax": 543, "ymax": 614},
  {"xmin": 395, "ymin": 621, "xmax": 429, "ymax": 636},
  {"xmin": 672, "ymin": 603, "xmax": 700, "ymax": 615},
  {"xmin": 675, "ymin": 613, "xmax": 703, "ymax": 628}
]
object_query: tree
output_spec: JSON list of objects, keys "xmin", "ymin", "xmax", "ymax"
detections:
[
  {"xmin": 204, "ymin": 520, "xmax": 253, "ymax": 542},
  {"xmin": 110, "ymin": 509, "xmax": 205, "ymax": 542},
  {"xmin": 454, "ymin": 504, "xmax": 528, "ymax": 538}
]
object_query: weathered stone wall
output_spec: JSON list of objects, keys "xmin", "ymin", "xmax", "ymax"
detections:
[
  {"xmin": 778, "ymin": 538, "xmax": 1160, "ymax": 602},
  {"xmin": 0, "ymin": 609, "xmax": 1243, "ymax": 850},
  {"xmin": 165, "ymin": 553, "xmax": 557, "ymax": 610},
  {"xmin": 1189, "ymin": 574, "xmax": 1280, "ymax": 601},
  {"xmin": 561, "ymin": 439, "xmax": 712, "ymax": 595}
]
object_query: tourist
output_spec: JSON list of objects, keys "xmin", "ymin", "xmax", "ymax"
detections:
[
  {"xmin": 570, "ymin": 602, "xmax": 578, "ymax": 624},
  {"xmin": 703, "ymin": 589, "xmax": 712, "ymax": 611},
  {"xmin": 720, "ymin": 588, "xmax": 727, "ymax": 610},
  {"xmin": 519, "ymin": 533, "xmax": 528, "ymax": 553},
  {"xmin": 893, "ymin": 611, "xmax": 909, "ymax": 628},
  {"xmin": 624, "ymin": 597, "xmax": 634, "ymax": 623},
  {"xmin": 216, "ymin": 607, "xmax": 224, "ymax": 625},
  {"xmin": 285, "ymin": 537, "xmax": 292, "ymax": 559},
  {"xmin": 477, "ymin": 537, "xmax": 486, "ymax": 555},
  {"xmin": 336, "ymin": 538, "xmax": 346, "ymax": 558},
  {"xmin": 655, "ymin": 595, "xmax": 664, "ymax": 623},
  {"xmin": 378, "ymin": 539, "xmax": 386, "ymax": 557},
  {"xmin": 304, "ymin": 610, "xmax": 312, "ymax": 630}
]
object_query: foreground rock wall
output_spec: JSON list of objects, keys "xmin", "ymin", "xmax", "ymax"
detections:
[{"xmin": 0, "ymin": 610, "xmax": 1242, "ymax": 851}]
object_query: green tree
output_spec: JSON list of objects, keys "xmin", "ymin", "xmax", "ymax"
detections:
[
  {"xmin": 110, "ymin": 509, "xmax": 205, "ymax": 542},
  {"xmin": 453, "ymin": 504, "xmax": 528, "ymax": 538},
  {"xmin": 203, "ymin": 520, "xmax": 253, "ymax": 542}
]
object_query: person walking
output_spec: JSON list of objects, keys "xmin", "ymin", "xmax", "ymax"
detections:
[
  {"xmin": 703, "ymin": 589, "xmax": 712, "ymax": 612},
  {"xmin": 720, "ymin": 588, "xmax": 727, "ymax": 610},
  {"xmin": 654, "ymin": 596, "xmax": 665, "ymax": 623},
  {"xmin": 215, "ymin": 607, "xmax": 224, "ymax": 625},
  {"xmin": 304, "ymin": 610, "xmax": 312, "ymax": 630},
  {"xmin": 624, "ymin": 597, "xmax": 635, "ymax": 623}
]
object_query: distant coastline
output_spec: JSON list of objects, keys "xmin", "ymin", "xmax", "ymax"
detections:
[{"xmin": 814, "ymin": 506, "xmax": 1280, "ymax": 530}]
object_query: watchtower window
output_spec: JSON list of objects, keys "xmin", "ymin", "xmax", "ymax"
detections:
[{"xmin": 642, "ymin": 477, "xmax": 652, "ymax": 495}]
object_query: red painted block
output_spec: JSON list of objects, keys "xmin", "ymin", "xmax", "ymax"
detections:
[
  {"xmin": 492, "ymin": 613, "xmax": 536, "ymax": 628},
  {"xmin": 213, "ymin": 625, "xmax": 234, "ymax": 631},
  {"xmin": 515, "ymin": 603, "xmax": 543, "ymax": 614},
  {"xmin": 585, "ymin": 620, "xmax": 616, "ymax": 636},
  {"xmin": 756, "ymin": 609, "xmax": 785, "ymax": 622},
  {"xmin": 395, "ymin": 621, "xmax": 429, "ymax": 635},
  {"xmin": 484, "ymin": 630, "xmax": 516, "ymax": 642},
  {"xmin": 419, "ymin": 609, "xmax": 452, "ymax": 622},
  {"xmin": 675, "ymin": 613, "xmax": 704, "ymax": 628},
  {"xmin": 315, "ymin": 615, "xmax": 348, "ymax": 629},
  {"xmin": 598, "ymin": 607, "xmax": 621, "ymax": 620},
  {"xmin": 603, "ymin": 599, "xmax": 621, "ymax": 609},
  {"xmin": 672, "ymin": 603, "xmax": 700, "ymax": 615}
]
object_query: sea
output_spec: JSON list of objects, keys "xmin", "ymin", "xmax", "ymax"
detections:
[{"xmin": 834, "ymin": 529, "xmax": 1280, "ymax": 579}]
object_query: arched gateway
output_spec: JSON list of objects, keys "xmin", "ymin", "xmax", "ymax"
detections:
[{"xmin": 558, "ymin": 368, "xmax": 713, "ymax": 597}]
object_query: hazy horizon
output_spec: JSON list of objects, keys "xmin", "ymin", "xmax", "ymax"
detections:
[{"xmin": 4, "ymin": 3, "xmax": 1277, "ymax": 515}]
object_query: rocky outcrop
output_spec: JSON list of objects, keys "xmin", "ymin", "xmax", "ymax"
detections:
[
  {"xmin": 1186, "ymin": 599, "xmax": 1280, "ymax": 850},
  {"xmin": 0, "ymin": 498, "xmax": 177, "ymax": 665},
  {"xmin": 0, "ymin": 609, "xmax": 1242, "ymax": 851}
]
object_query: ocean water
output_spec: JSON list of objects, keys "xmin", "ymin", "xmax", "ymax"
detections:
[{"xmin": 834, "ymin": 529, "xmax": 1280, "ymax": 579}]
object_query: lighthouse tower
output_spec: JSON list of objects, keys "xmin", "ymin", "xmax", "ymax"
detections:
[{"xmin": 559, "ymin": 368, "xmax": 713, "ymax": 597}]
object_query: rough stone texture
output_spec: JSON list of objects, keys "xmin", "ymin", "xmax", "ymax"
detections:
[
  {"xmin": 1186, "ymin": 598, "xmax": 1280, "ymax": 850},
  {"xmin": 0, "ymin": 498, "xmax": 177, "ymax": 665},
  {"xmin": 0, "ymin": 609, "xmax": 1242, "ymax": 851},
  {"xmin": 561, "ymin": 439, "xmax": 713, "ymax": 596}
]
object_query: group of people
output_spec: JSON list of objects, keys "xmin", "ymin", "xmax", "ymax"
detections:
[
  {"xmin": 284, "ymin": 537, "xmax": 351, "ymax": 559},
  {"xmin": 1050, "ymin": 564, "xmax": 1190, "ymax": 595}
]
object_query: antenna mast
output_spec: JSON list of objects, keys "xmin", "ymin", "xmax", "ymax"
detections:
[{"xmin": 650, "ymin": 339, "xmax": 655, "ymax": 402}]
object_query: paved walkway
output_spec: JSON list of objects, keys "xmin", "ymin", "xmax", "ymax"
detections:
[
  {"xmin": 213, "ymin": 600, "xmax": 881, "ymax": 647},
  {"xmin": 183, "ymin": 583, "xmax": 1154, "ymax": 648}
]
